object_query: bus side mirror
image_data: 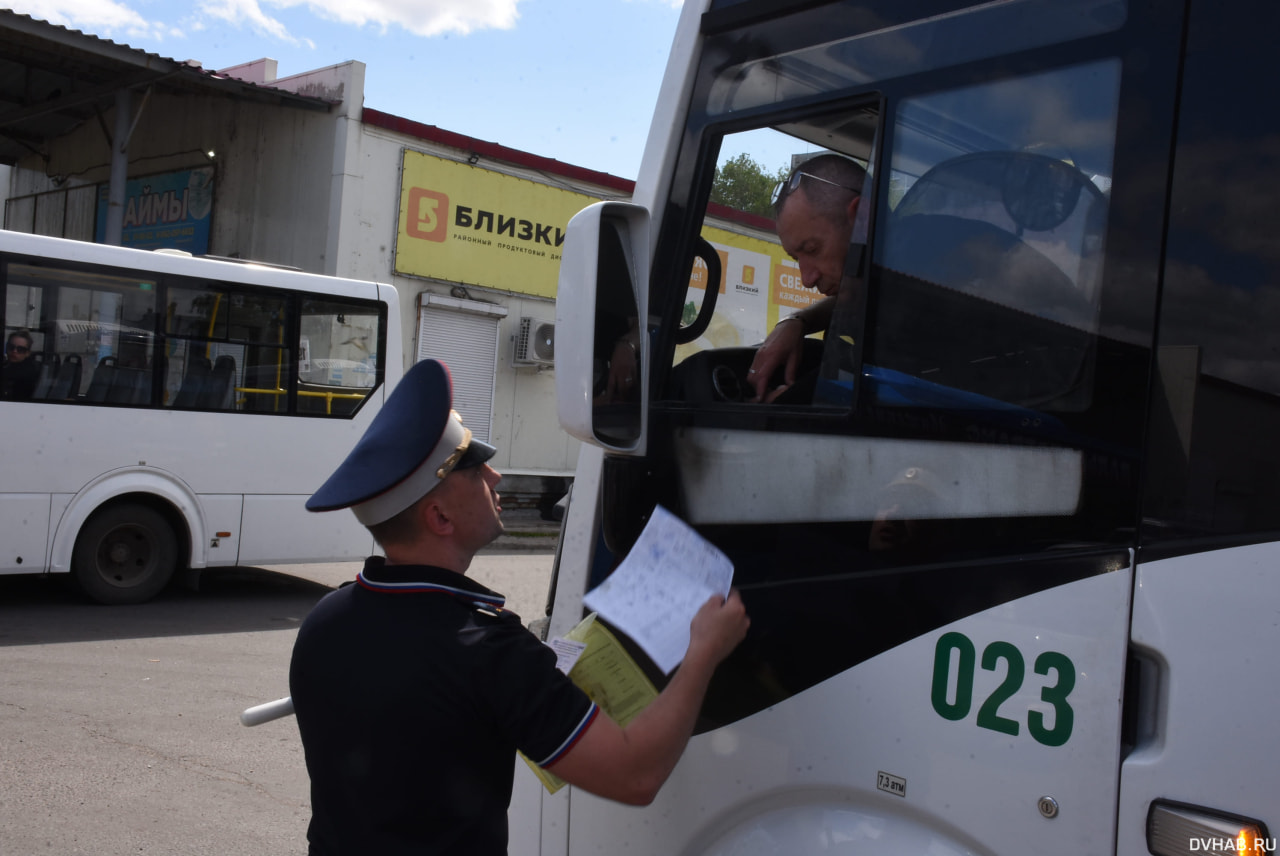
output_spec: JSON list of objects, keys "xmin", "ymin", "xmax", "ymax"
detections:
[{"xmin": 556, "ymin": 201, "xmax": 650, "ymax": 454}]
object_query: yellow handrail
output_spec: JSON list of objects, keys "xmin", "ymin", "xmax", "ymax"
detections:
[{"xmin": 234, "ymin": 386, "xmax": 367, "ymax": 416}]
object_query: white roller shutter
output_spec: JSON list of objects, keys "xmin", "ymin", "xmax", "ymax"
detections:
[{"xmin": 415, "ymin": 293, "xmax": 508, "ymax": 442}]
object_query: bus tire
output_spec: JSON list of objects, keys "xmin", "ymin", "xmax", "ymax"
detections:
[{"xmin": 72, "ymin": 503, "xmax": 178, "ymax": 605}]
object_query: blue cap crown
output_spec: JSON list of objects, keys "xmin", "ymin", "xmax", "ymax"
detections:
[{"xmin": 307, "ymin": 359, "xmax": 496, "ymax": 525}]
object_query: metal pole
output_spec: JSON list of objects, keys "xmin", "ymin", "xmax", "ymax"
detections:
[{"xmin": 103, "ymin": 89, "xmax": 130, "ymax": 245}]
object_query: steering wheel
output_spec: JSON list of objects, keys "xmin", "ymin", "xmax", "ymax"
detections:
[{"xmin": 670, "ymin": 339, "xmax": 826, "ymax": 404}]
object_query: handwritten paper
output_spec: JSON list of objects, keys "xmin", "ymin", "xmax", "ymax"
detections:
[{"xmin": 582, "ymin": 505, "xmax": 733, "ymax": 674}]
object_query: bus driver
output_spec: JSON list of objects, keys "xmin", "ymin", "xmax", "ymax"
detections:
[{"xmin": 746, "ymin": 154, "xmax": 866, "ymax": 403}]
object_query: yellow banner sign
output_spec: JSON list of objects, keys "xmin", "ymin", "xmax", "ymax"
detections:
[{"xmin": 395, "ymin": 151, "xmax": 598, "ymax": 298}]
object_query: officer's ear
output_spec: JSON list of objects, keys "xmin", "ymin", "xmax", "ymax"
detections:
[{"xmin": 419, "ymin": 488, "xmax": 456, "ymax": 538}]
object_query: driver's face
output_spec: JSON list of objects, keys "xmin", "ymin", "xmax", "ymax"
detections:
[{"xmin": 776, "ymin": 188, "xmax": 859, "ymax": 297}]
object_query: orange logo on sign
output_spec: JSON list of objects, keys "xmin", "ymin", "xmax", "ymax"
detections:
[{"xmin": 406, "ymin": 187, "xmax": 449, "ymax": 242}]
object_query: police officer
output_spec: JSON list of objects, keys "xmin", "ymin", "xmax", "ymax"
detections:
[{"xmin": 289, "ymin": 359, "xmax": 748, "ymax": 855}]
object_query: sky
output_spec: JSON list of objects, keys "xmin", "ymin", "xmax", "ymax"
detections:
[{"xmin": 8, "ymin": 0, "xmax": 686, "ymax": 180}]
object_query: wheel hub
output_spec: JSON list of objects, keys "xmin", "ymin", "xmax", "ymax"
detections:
[{"xmin": 98, "ymin": 526, "xmax": 152, "ymax": 585}]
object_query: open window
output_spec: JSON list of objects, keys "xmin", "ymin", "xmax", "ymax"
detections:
[
  {"xmin": 662, "ymin": 104, "xmax": 881, "ymax": 409},
  {"xmin": 659, "ymin": 59, "xmax": 1119, "ymax": 438}
]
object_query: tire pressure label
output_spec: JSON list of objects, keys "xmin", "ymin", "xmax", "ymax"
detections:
[{"xmin": 877, "ymin": 771, "xmax": 907, "ymax": 797}]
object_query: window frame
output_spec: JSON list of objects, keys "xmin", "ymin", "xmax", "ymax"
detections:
[{"xmin": 1, "ymin": 252, "xmax": 387, "ymax": 417}]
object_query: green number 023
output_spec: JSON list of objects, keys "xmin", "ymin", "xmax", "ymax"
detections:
[{"xmin": 929, "ymin": 632, "xmax": 1075, "ymax": 747}]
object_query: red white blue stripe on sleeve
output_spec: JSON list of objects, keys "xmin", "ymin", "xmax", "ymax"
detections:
[
  {"xmin": 536, "ymin": 703, "xmax": 600, "ymax": 768},
  {"xmin": 355, "ymin": 570, "xmax": 506, "ymax": 611}
]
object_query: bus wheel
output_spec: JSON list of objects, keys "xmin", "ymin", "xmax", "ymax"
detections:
[{"xmin": 72, "ymin": 504, "xmax": 178, "ymax": 605}]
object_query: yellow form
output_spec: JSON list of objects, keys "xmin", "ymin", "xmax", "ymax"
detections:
[{"xmin": 522, "ymin": 613, "xmax": 658, "ymax": 793}]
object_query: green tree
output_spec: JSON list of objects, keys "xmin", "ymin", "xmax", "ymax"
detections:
[{"xmin": 710, "ymin": 153, "xmax": 789, "ymax": 218}]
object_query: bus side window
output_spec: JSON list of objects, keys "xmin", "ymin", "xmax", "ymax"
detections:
[
  {"xmin": 297, "ymin": 299, "xmax": 380, "ymax": 417},
  {"xmin": 865, "ymin": 61, "xmax": 1118, "ymax": 419},
  {"xmin": 8, "ymin": 264, "xmax": 161, "ymax": 404}
]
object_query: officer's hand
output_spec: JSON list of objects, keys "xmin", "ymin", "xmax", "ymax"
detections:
[{"xmin": 688, "ymin": 590, "xmax": 750, "ymax": 666}]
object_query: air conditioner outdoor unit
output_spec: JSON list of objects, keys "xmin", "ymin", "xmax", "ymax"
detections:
[{"xmin": 515, "ymin": 317, "xmax": 555, "ymax": 367}]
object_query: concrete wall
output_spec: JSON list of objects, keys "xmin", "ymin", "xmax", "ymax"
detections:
[{"xmin": 8, "ymin": 63, "xmax": 364, "ymax": 274}]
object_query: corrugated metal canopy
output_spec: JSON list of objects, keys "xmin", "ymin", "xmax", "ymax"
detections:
[{"xmin": 0, "ymin": 10, "xmax": 334, "ymax": 166}]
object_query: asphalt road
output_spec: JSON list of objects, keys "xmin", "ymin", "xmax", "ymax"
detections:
[{"xmin": 0, "ymin": 550, "xmax": 555, "ymax": 855}]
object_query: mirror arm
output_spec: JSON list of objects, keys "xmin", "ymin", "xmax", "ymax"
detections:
[{"xmin": 675, "ymin": 236, "xmax": 722, "ymax": 344}]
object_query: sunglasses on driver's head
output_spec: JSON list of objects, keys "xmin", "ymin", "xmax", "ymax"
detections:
[{"xmin": 770, "ymin": 170, "xmax": 860, "ymax": 206}]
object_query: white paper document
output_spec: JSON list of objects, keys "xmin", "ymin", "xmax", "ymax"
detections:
[
  {"xmin": 547, "ymin": 637, "xmax": 587, "ymax": 675},
  {"xmin": 582, "ymin": 505, "xmax": 734, "ymax": 674}
]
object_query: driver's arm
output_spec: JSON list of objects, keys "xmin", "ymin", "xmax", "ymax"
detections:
[{"xmin": 747, "ymin": 296, "xmax": 835, "ymax": 401}]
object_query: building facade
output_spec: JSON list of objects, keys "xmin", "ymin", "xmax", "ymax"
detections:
[
  {"xmin": 2, "ymin": 18, "xmax": 797, "ymax": 507},
  {"xmin": 2, "ymin": 39, "xmax": 634, "ymax": 506}
]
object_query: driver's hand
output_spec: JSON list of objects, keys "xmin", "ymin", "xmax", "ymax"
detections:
[
  {"xmin": 747, "ymin": 318, "xmax": 805, "ymax": 401},
  {"xmin": 602, "ymin": 336, "xmax": 639, "ymax": 403}
]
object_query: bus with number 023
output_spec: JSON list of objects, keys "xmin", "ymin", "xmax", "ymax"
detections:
[
  {"xmin": 514, "ymin": 0, "xmax": 1280, "ymax": 854},
  {"xmin": 0, "ymin": 230, "xmax": 401, "ymax": 604}
]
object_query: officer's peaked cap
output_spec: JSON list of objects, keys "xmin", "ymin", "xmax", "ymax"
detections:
[{"xmin": 306, "ymin": 359, "xmax": 496, "ymax": 525}]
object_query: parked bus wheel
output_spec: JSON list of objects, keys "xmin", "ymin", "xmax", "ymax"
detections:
[{"xmin": 72, "ymin": 503, "xmax": 178, "ymax": 605}]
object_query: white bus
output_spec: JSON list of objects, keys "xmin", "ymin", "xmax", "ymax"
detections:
[
  {"xmin": 525, "ymin": 0, "xmax": 1280, "ymax": 853},
  {"xmin": 1, "ymin": 231, "xmax": 401, "ymax": 604}
]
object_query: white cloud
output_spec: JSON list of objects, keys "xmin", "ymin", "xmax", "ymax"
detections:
[
  {"xmin": 205, "ymin": 0, "xmax": 521, "ymax": 39},
  {"xmin": 4, "ymin": 0, "xmax": 175, "ymax": 41},
  {"xmin": 7, "ymin": 0, "xmax": 525, "ymax": 48},
  {"xmin": 198, "ymin": 0, "xmax": 303, "ymax": 45}
]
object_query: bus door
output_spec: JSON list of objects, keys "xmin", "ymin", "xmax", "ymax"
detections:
[
  {"xmin": 554, "ymin": 0, "xmax": 1186, "ymax": 853},
  {"xmin": 1119, "ymin": 0, "xmax": 1280, "ymax": 849}
]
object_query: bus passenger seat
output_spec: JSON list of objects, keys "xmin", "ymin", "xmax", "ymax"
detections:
[
  {"xmin": 49, "ymin": 354, "xmax": 81, "ymax": 400},
  {"xmin": 31, "ymin": 353, "xmax": 59, "ymax": 400},
  {"xmin": 173, "ymin": 356, "xmax": 211, "ymax": 408},
  {"xmin": 202, "ymin": 355, "xmax": 237, "ymax": 410},
  {"xmin": 86, "ymin": 356, "xmax": 117, "ymax": 403},
  {"xmin": 106, "ymin": 365, "xmax": 150, "ymax": 404}
]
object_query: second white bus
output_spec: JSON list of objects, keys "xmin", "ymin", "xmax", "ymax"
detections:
[{"xmin": 1, "ymin": 231, "xmax": 401, "ymax": 604}]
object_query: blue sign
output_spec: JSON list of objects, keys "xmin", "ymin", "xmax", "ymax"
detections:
[{"xmin": 96, "ymin": 167, "xmax": 214, "ymax": 253}]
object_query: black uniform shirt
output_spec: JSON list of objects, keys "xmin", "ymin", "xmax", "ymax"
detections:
[{"xmin": 289, "ymin": 557, "xmax": 598, "ymax": 855}]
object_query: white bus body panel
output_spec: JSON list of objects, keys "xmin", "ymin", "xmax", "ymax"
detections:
[
  {"xmin": 551, "ymin": 568, "xmax": 1131, "ymax": 855},
  {"xmin": 0, "ymin": 494, "xmax": 50, "ymax": 572},
  {"xmin": 240, "ymin": 494, "xmax": 372, "ymax": 564},
  {"xmin": 631, "ymin": 0, "xmax": 708, "ymax": 225},
  {"xmin": 9, "ymin": 403, "xmax": 380, "ymax": 576},
  {"xmin": 200, "ymin": 493, "xmax": 246, "ymax": 567},
  {"xmin": 1116, "ymin": 541, "xmax": 1280, "ymax": 855}
]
